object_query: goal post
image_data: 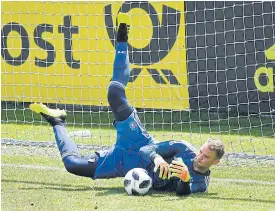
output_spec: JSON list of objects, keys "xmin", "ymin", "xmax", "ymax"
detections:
[{"xmin": 1, "ymin": 1, "xmax": 275, "ymax": 165}]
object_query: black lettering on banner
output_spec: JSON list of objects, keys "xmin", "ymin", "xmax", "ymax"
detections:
[
  {"xmin": 254, "ymin": 44, "xmax": 275, "ymax": 93},
  {"xmin": 147, "ymin": 69, "xmax": 166, "ymax": 84},
  {"xmin": 1, "ymin": 22, "xmax": 29, "ymax": 66},
  {"xmin": 129, "ymin": 68, "xmax": 142, "ymax": 82},
  {"xmin": 58, "ymin": 15, "xmax": 80, "ymax": 69},
  {"xmin": 34, "ymin": 24, "xmax": 55, "ymax": 67},
  {"xmin": 104, "ymin": 2, "xmax": 182, "ymax": 86},
  {"xmin": 161, "ymin": 69, "xmax": 181, "ymax": 85}
]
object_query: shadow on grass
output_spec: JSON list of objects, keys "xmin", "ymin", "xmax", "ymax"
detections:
[
  {"xmin": 189, "ymin": 192, "xmax": 275, "ymax": 204},
  {"xmin": 2, "ymin": 179, "xmax": 92, "ymax": 192},
  {"xmin": 93, "ymin": 186, "xmax": 127, "ymax": 195},
  {"xmin": 3, "ymin": 179, "xmax": 275, "ymax": 204},
  {"xmin": 93, "ymin": 187, "xmax": 186, "ymax": 197},
  {"xmin": 2, "ymin": 179, "xmax": 186, "ymax": 197},
  {"xmin": 161, "ymin": 192, "xmax": 275, "ymax": 204},
  {"xmin": 3, "ymin": 179, "xmax": 127, "ymax": 194},
  {"xmin": 93, "ymin": 187, "xmax": 180, "ymax": 197}
]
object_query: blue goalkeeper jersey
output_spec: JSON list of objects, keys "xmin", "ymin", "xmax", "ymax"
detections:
[{"xmin": 93, "ymin": 110, "xmax": 210, "ymax": 193}]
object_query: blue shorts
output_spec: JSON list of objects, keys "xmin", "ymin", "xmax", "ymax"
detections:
[
  {"xmin": 94, "ymin": 110, "xmax": 154, "ymax": 179},
  {"xmin": 114, "ymin": 109, "xmax": 153, "ymax": 150}
]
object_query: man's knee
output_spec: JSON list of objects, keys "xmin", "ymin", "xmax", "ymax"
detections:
[
  {"xmin": 108, "ymin": 85, "xmax": 127, "ymax": 109},
  {"xmin": 108, "ymin": 85, "xmax": 122, "ymax": 103},
  {"xmin": 63, "ymin": 156, "xmax": 80, "ymax": 175},
  {"xmin": 62, "ymin": 155, "xmax": 97, "ymax": 178},
  {"xmin": 108, "ymin": 85, "xmax": 133, "ymax": 121}
]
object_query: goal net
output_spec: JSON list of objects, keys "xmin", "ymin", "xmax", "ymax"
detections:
[{"xmin": 1, "ymin": 1, "xmax": 275, "ymax": 166}]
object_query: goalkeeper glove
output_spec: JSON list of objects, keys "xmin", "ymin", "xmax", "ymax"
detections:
[
  {"xmin": 168, "ymin": 158, "xmax": 191, "ymax": 182},
  {"xmin": 153, "ymin": 156, "xmax": 169, "ymax": 180}
]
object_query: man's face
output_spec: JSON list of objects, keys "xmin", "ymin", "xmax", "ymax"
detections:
[{"xmin": 195, "ymin": 142, "xmax": 220, "ymax": 169}]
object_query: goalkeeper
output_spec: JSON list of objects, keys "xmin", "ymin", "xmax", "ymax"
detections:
[{"xmin": 30, "ymin": 13, "xmax": 225, "ymax": 195}]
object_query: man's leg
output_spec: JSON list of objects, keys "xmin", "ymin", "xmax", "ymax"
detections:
[
  {"xmin": 108, "ymin": 13, "xmax": 134, "ymax": 121},
  {"xmin": 29, "ymin": 103, "xmax": 98, "ymax": 178}
]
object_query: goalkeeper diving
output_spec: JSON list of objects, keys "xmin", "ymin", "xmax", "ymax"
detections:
[{"xmin": 30, "ymin": 13, "xmax": 225, "ymax": 195}]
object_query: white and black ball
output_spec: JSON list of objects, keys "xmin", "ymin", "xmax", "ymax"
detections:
[{"xmin": 124, "ymin": 168, "xmax": 152, "ymax": 195}]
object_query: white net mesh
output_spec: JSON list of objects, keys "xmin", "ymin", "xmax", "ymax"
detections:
[{"xmin": 1, "ymin": 1, "xmax": 275, "ymax": 166}]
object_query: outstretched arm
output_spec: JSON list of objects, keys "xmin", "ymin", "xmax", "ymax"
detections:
[
  {"xmin": 138, "ymin": 141, "xmax": 189, "ymax": 180},
  {"xmin": 138, "ymin": 140, "xmax": 188, "ymax": 163},
  {"xmin": 139, "ymin": 141, "xmax": 192, "ymax": 195}
]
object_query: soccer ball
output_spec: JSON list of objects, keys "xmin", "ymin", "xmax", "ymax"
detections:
[{"xmin": 124, "ymin": 168, "xmax": 152, "ymax": 195}]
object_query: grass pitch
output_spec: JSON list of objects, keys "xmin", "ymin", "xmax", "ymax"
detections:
[
  {"xmin": 1, "ymin": 110, "xmax": 275, "ymax": 211},
  {"xmin": 2, "ymin": 155, "xmax": 275, "ymax": 211}
]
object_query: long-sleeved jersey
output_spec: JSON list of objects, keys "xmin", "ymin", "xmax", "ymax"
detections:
[
  {"xmin": 139, "ymin": 140, "xmax": 210, "ymax": 193},
  {"xmin": 93, "ymin": 110, "xmax": 210, "ymax": 194}
]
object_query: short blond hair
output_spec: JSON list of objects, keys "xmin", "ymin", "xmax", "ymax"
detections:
[{"xmin": 207, "ymin": 139, "xmax": 225, "ymax": 160}]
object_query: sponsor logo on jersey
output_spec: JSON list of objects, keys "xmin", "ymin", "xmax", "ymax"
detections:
[{"xmin": 129, "ymin": 121, "xmax": 137, "ymax": 130}]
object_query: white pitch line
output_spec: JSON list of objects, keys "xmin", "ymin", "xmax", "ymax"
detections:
[
  {"xmin": 1, "ymin": 163, "xmax": 65, "ymax": 171},
  {"xmin": 211, "ymin": 178, "xmax": 275, "ymax": 186},
  {"xmin": 2, "ymin": 163, "xmax": 275, "ymax": 186}
]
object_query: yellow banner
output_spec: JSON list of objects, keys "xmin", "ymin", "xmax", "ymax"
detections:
[{"xmin": 1, "ymin": 2, "xmax": 188, "ymax": 110}]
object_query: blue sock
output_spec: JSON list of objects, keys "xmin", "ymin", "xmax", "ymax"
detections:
[
  {"xmin": 53, "ymin": 125, "xmax": 79, "ymax": 158},
  {"xmin": 112, "ymin": 42, "xmax": 130, "ymax": 86}
]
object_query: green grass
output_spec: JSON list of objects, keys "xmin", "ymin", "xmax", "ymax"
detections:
[
  {"xmin": 2, "ymin": 108, "xmax": 275, "ymax": 136},
  {"xmin": 2, "ymin": 109, "xmax": 275, "ymax": 210},
  {"xmin": 2, "ymin": 155, "xmax": 275, "ymax": 211},
  {"xmin": 2, "ymin": 121, "xmax": 275, "ymax": 155}
]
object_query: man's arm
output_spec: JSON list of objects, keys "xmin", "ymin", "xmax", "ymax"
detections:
[
  {"xmin": 138, "ymin": 141, "xmax": 189, "ymax": 180},
  {"xmin": 176, "ymin": 180, "xmax": 191, "ymax": 196},
  {"xmin": 138, "ymin": 140, "xmax": 188, "ymax": 163},
  {"xmin": 177, "ymin": 181, "xmax": 207, "ymax": 195},
  {"xmin": 190, "ymin": 178, "xmax": 208, "ymax": 193},
  {"xmin": 169, "ymin": 158, "xmax": 191, "ymax": 196}
]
